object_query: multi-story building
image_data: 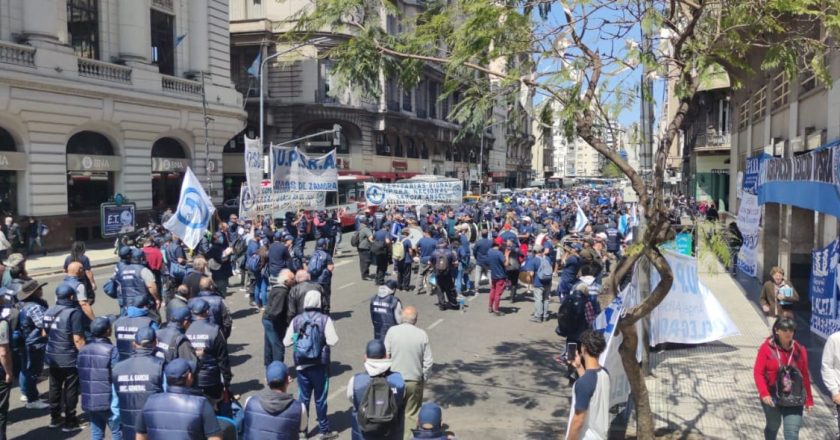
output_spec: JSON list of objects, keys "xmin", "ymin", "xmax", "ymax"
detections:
[
  {"xmin": 531, "ymin": 110, "xmax": 553, "ymax": 180},
  {"xmin": 227, "ymin": 0, "xmax": 531, "ymax": 197},
  {"xmin": 0, "ymin": 0, "xmax": 245, "ymax": 245}
]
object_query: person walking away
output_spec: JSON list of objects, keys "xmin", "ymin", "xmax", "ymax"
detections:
[
  {"xmin": 356, "ymin": 218, "xmax": 375, "ymax": 281},
  {"xmin": 370, "ymin": 280, "xmax": 402, "ymax": 341},
  {"xmin": 430, "ymin": 240, "xmax": 458, "ymax": 311},
  {"xmin": 529, "ymin": 245, "xmax": 554, "ymax": 323},
  {"xmin": 454, "ymin": 233, "xmax": 473, "ymax": 296},
  {"xmin": 63, "ymin": 261, "xmax": 95, "ymax": 325},
  {"xmin": 155, "ymin": 306, "xmax": 198, "ymax": 365},
  {"xmin": 395, "ymin": 229, "xmax": 415, "ymax": 292},
  {"xmin": 16, "ymin": 279, "xmax": 49, "ymax": 408},
  {"xmin": 472, "ymin": 230, "xmax": 493, "ymax": 292},
  {"xmin": 760, "ymin": 266, "xmax": 799, "ymax": 320},
  {"xmin": 263, "ymin": 270, "xmax": 294, "ymax": 366},
  {"xmin": 195, "ymin": 276, "xmax": 233, "ymax": 338},
  {"xmin": 504, "ymin": 239, "xmax": 521, "ymax": 303},
  {"xmin": 115, "ymin": 249, "xmax": 160, "ymax": 318},
  {"xmin": 287, "ymin": 270, "xmax": 323, "ymax": 320},
  {"xmin": 0, "ymin": 292, "xmax": 14, "ymax": 439},
  {"xmin": 282, "ymin": 290, "xmax": 339, "ymax": 440},
  {"xmin": 44, "ymin": 284, "xmax": 86, "ymax": 431},
  {"xmin": 136, "ymin": 358, "xmax": 223, "ymax": 440},
  {"xmin": 557, "ymin": 244, "xmax": 583, "ymax": 299},
  {"xmin": 113, "ymin": 296, "xmax": 159, "ymax": 361},
  {"xmin": 165, "ymin": 284, "xmax": 190, "ymax": 322},
  {"xmin": 821, "ymin": 329, "xmax": 840, "ymax": 440},
  {"xmin": 78, "ymin": 316, "xmax": 122, "ymax": 440},
  {"xmin": 184, "ymin": 257, "xmax": 208, "ymax": 299},
  {"xmin": 241, "ymin": 361, "xmax": 308, "ymax": 439},
  {"xmin": 727, "ymin": 222, "xmax": 743, "ymax": 276},
  {"xmin": 308, "ymin": 238, "xmax": 335, "ymax": 314},
  {"xmin": 753, "ymin": 318, "xmax": 813, "ymax": 440},
  {"xmin": 142, "ymin": 238, "xmax": 165, "ymax": 298},
  {"xmin": 206, "ymin": 232, "xmax": 234, "ymax": 297},
  {"xmin": 411, "ymin": 403, "xmax": 457, "ymax": 440},
  {"xmin": 384, "ymin": 306, "xmax": 433, "ymax": 439},
  {"xmin": 347, "ymin": 340, "xmax": 405, "ymax": 440},
  {"xmin": 565, "ymin": 329, "xmax": 610, "ymax": 440},
  {"xmin": 416, "ymin": 230, "xmax": 439, "ymax": 295},
  {"xmin": 246, "ymin": 237, "xmax": 269, "ymax": 309},
  {"xmin": 372, "ymin": 224, "xmax": 391, "ymax": 286},
  {"xmin": 186, "ymin": 298, "xmax": 233, "ymax": 408},
  {"xmin": 267, "ymin": 232, "xmax": 293, "ymax": 279},
  {"xmin": 64, "ymin": 241, "xmax": 98, "ymax": 302},
  {"xmin": 113, "ymin": 327, "xmax": 165, "ymax": 440},
  {"xmin": 485, "ymin": 241, "xmax": 508, "ymax": 316}
]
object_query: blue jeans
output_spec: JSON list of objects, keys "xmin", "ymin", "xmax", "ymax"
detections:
[
  {"xmin": 762, "ymin": 404, "xmax": 802, "ymax": 440},
  {"xmin": 252, "ymin": 274, "xmax": 268, "ymax": 307},
  {"xmin": 455, "ymin": 262, "xmax": 474, "ymax": 295},
  {"xmin": 262, "ymin": 318, "xmax": 284, "ymax": 367},
  {"xmin": 89, "ymin": 410, "xmax": 122, "ymax": 440},
  {"xmin": 532, "ymin": 281, "xmax": 551, "ymax": 320},
  {"xmin": 19, "ymin": 346, "xmax": 44, "ymax": 402},
  {"xmin": 297, "ymin": 365, "xmax": 330, "ymax": 434}
]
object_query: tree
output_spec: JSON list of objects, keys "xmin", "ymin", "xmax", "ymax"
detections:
[
  {"xmin": 602, "ymin": 161, "xmax": 624, "ymax": 179},
  {"xmin": 288, "ymin": 0, "xmax": 838, "ymax": 437}
]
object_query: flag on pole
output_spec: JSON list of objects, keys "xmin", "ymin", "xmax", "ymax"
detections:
[
  {"xmin": 247, "ymin": 53, "xmax": 261, "ymax": 77},
  {"xmin": 573, "ymin": 199, "xmax": 589, "ymax": 232},
  {"xmin": 164, "ymin": 167, "xmax": 215, "ymax": 250},
  {"xmin": 175, "ymin": 34, "xmax": 187, "ymax": 47}
]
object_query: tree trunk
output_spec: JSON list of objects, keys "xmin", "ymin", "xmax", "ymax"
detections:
[{"xmin": 619, "ymin": 322, "xmax": 655, "ymax": 439}]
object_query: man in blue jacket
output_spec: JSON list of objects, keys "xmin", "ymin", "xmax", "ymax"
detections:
[
  {"xmin": 346, "ymin": 340, "xmax": 405, "ymax": 440},
  {"xmin": 241, "ymin": 361, "xmax": 308, "ymax": 439},
  {"xmin": 77, "ymin": 316, "xmax": 121, "ymax": 440}
]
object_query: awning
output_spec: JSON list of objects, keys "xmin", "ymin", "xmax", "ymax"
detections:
[
  {"xmin": 369, "ymin": 172, "xmax": 397, "ymax": 181},
  {"xmin": 397, "ymin": 172, "xmax": 419, "ymax": 179}
]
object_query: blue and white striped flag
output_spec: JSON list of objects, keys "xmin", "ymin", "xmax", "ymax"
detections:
[
  {"xmin": 573, "ymin": 199, "xmax": 589, "ymax": 232},
  {"xmin": 164, "ymin": 167, "xmax": 215, "ymax": 250}
]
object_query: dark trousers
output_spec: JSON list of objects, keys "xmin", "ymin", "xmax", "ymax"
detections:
[
  {"xmin": 374, "ymin": 253, "xmax": 388, "ymax": 285},
  {"xmin": 297, "ymin": 364, "xmax": 331, "ymax": 434},
  {"xmin": 321, "ymin": 283, "xmax": 332, "ymax": 315},
  {"xmin": 0, "ymin": 375, "xmax": 9, "ymax": 440},
  {"xmin": 358, "ymin": 249, "xmax": 371, "ymax": 278},
  {"xmin": 262, "ymin": 318, "xmax": 284, "ymax": 367},
  {"xmin": 19, "ymin": 346, "xmax": 44, "ymax": 402},
  {"xmin": 436, "ymin": 274, "xmax": 457, "ymax": 309},
  {"xmin": 48, "ymin": 366, "xmax": 79, "ymax": 423},
  {"xmin": 397, "ymin": 260, "xmax": 412, "ymax": 290}
]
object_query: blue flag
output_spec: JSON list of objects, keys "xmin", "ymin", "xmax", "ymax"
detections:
[
  {"xmin": 175, "ymin": 34, "xmax": 187, "ymax": 47},
  {"xmin": 247, "ymin": 53, "xmax": 261, "ymax": 77}
]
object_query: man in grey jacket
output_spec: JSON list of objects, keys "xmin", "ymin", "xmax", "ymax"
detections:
[{"xmin": 384, "ymin": 306, "xmax": 433, "ymax": 439}]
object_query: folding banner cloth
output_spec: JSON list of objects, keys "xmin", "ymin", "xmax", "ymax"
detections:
[
  {"xmin": 757, "ymin": 141, "xmax": 840, "ymax": 218},
  {"xmin": 237, "ymin": 184, "xmax": 325, "ymax": 220},
  {"xmin": 164, "ymin": 167, "xmax": 215, "ymax": 250},
  {"xmin": 244, "ymin": 136, "xmax": 264, "ymax": 198},
  {"xmin": 270, "ymin": 146, "xmax": 338, "ymax": 191},
  {"xmin": 363, "ymin": 181, "xmax": 462, "ymax": 206},
  {"xmin": 736, "ymin": 193, "xmax": 761, "ymax": 277},
  {"xmin": 810, "ymin": 238, "xmax": 840, "ymax": 339},
  {"xmin": 572, "ymin": 199, "xmax": 589, "ymax": 232},
  {"xmin": 648, "ymin": 250, "xmax": 740, "ymax": 346}
]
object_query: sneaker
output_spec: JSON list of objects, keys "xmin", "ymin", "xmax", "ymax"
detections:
[
  {"xmin": 25, "ymin": 401, "xmax": 49, "ymax": 410},
  {"xmin": 494, "ymin": 310, "xmax": 503, "ymax": 317},
  {"xmin": 48, "ymin": 418, "xmax": 64, "ymax": 428},
  {"xmin": 319, "ymin": 432, "xmax": 339, "ymax": 440},
  {"xmin": 529, "ymin": 316, "xmax": 542, "ymax": 323},
  {"xmin": 61, "ymin": 421, "xmax": 82, "ymax": 432},
  {"xmin": 19, "ymin": 395, "xmax": 27, "ymax": 403}
]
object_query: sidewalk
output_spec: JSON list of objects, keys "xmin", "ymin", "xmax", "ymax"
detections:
[
  {"xmin": 22, "ymin": 244, "xmax": 118, "ymax": 276},
  {"xmin": 646, "ymin": 268, "xmax": 836, "ymax": 439}
]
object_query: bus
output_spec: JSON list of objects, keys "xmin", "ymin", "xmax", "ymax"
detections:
[{"xmin": 328, "ymin": 174, "xmax": 376, "ymax": 229}]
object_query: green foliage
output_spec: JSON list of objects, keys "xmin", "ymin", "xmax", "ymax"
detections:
[
  {"xmin": 602, "ymin": 161, "xmax": 624, "ymax": 178},
  {"xmin": 696, "ymin": 220, "xmax": 734, "ymax": 272}
]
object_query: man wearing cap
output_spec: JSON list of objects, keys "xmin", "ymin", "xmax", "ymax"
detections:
[
  {"xmin": 156, "ymin": 306, "xmax": 198, "ymax": 364},
  {"xmin": 113, "ymin": 326, "xmax": 165, "ymax": 440},
  {"xmin": 241, "ymin": 361, "xmax": 308, "ymax": 439},
  {"xmin": 267, "ymin": 232, "xmax": 293, "ymax": 278},
  {"xmin": 115, "ymin": 248, "xmax": 159, "ymax": 316},
  {"xmin": 16, "ymin": 279, "xmax": 49, "ymax": 408},
  {"xmin": 263, "ymin": 269, "xmax": 294, "ymax": 366},
  {"xmin": 347, "ymin": 340, "xmax": 405, "ymax": 440},
  {"xmin": 430, "ymin": 240, "xmax": 459, "ymax": 311},
  {"xmin": 485, "ymin": 240, "xmax": 508, "ymax": 316},
  {"xmin": 206, "ymin": 231, "xmax": 234, "ymax": 297},
  {"xmin": 112, "ymin": 296, "xmax": 159, "ymax": 362},
  {"xmin": 44, "ymin": 284, "xmax": 86, "ymax": 431},
  {"xmin": 558, "ymin": 244, "xmax": 583, "ymax": 299},
  {"xmin": 307, "ymin": 238, "xmax": 335, "ymax": 314},
  {"xmin": 136, "ymin": 358, "xmax": 222, "ymax": 440},
  {"xmin": 371, "ymin": 224, "xmax": 391, "ymax": 286},
  {"xmin": 370, "ymin": 280, "xmax": 402, "ymax": 341},
  {"xmin": 0, "ymin": 253, "xmax": 25, "ymax": 289},
  {"xmin": 411, "ymin": 403, "xmax": 455, "ymax": 440},
  {"xmin": 186, "ymin": 298, "xmax": 232, "ymax": 406},
  {"xmin": 283, "ymin": 290, "xmax": 339, "ymax": 440},
  {"xmin": 78, "ymin": 316, "xmax": 122, "ymax": 440},
  {"xmin": 196, "ymin": 276, "xmax": 233, "ymax": 339},
  {"xmin": 472, "ymin": 230, "xmax": 493, "ymax": 292}
]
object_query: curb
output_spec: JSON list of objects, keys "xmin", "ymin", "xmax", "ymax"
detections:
[{"xmin": 28, "ymin": 258, "xmax": 119, "ymax": 278}]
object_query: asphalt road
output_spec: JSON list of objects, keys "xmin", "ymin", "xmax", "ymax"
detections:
[{"xmin": 7, "ymin": 239, "xmax": 571, "ymax": 439}]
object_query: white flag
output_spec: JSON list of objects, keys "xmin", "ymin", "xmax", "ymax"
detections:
[
  {"xmin": 164, "ymin": 167, "xmax": 215, "ymax": 250},
  {"xmin": 244, "ymin": 136, "xmax": 263, "ymax": 198},
  {"xmin": 573, "ymin": 199, "xmax": 589, "ymax": 232}
]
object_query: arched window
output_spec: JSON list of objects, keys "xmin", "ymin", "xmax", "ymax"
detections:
[
  {"xmin": 0, "ymin": 127, "xmax": 18, "ymax": 217},
  {"xmin": 0, "ymin": 128, "xmax": 15, "ymax": 152},
  {"xmin": 66, "ymin": 131, "xmax": 115, "ymax": 212},
  {"xmin": 67, "ymin": 131, "xmax": 114, "ymax": 156},
  {"xmin": 151, "ymin": 137, "xmax": 189, "ymax": 209},
  {"xmin": 152, "ymin": 137, "xmax": 187, "ymax": 158}
]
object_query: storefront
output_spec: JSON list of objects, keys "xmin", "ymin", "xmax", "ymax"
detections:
[
  {"xmin": 0, "ymin": 127, "xmax": 25, "ymax": 217},
  {"xmin": 66, "ymin": 131, "xmax": 121, "ymax": 240},
  {"xmin": 151, "ymin": 137, "xmax": 190, "ymax": 209}
]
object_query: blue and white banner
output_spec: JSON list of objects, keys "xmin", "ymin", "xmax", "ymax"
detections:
[
  {"xmin": 736, "ymin": 193, "xmax": 761, "ymax": 277},
  {"xmin": 573, "ymin": 199, "xmax": 589, "ymax": 232},
  {"xmin": 810, "ymin": 238, "xmax": 840, "ymax": 339},
  {"xmin": 757, "ymin": 141, "xmax": 840, "ymax": 218},
  {"xmin": 164, "ymin": 167, "xmax": 215, "ymax": 250},
  {"xmin": 100, "ymin": 203, "xmax": 136, "ymax": 238},
  {"xmin": 743, "ymin": 154, "xmax": 767, "ymax": 196},
  {"xmin": 363, "ymin": 181, "xmax": 462, "ymax": 206},
  {"xmin": 244, "ymin": 136, "xmax": 264, "ymax": 198},
  {"xmin": 270, "ymin": 146, "xmax": 338, "ymax": 192},
  {"xmin": 649, "ymin": 250, "xmax": 740, "ymax": 346},
  {"xmin": 238, "ymin": 184, "xmax": 325, "ymax": 220}
]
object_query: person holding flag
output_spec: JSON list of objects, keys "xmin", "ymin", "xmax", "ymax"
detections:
[{"xmin": 164, "ymin": 167, "xmax": 216, "ymax": 251}]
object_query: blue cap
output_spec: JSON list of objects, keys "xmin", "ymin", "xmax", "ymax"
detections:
[
  {"xmin": 134, "ymin": 327, "xmax": 156, "ymax": 345},
  {"xmin": 385, "ymin": 280, "xmax": 398, "ymax": 291},
  {"xmin": 164, "ymin": 358, "xmax": 196, "ymax": 381},
  {"xmin": 55, "ymin": 284, "xmax": 75, "ymax": 300},
  {"xmin": 316, "ymin": 238, "xmax": 328, "ymax": 249},
  {"xmin": 131, "ymin": 248, "xmax": 145, "ymax": 261},
  {"xmin": 168, "ymin": 306, "xmax": 192, "ymax": 322},
  {"xmin": 418, "ymin": 402, "xmax": 443, "ymax": 429},
  {"xmin": 118, "ymin": 246, "xmax": 132, "ymax": 259},
  {"xmin": 366, "ymin": 339, "xmax": 387, "ymax": 359},
  {"xmin": 90, "ymin": 316, "xmax": 112, "ymax": 337},
  {"xmin": 188, "ymin": 298, "xmax": 209, "ymax": 315},
  {"xmin": 266, "ymin": 361, "xmax": 289, "ymax": 383}
]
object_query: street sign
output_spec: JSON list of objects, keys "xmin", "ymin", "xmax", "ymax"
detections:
[{"xmin": 100, "ymin": 202, "xmax": 136, "ymax": 238}]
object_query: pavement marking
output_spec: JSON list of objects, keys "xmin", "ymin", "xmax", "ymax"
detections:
[
  {"xmin": 327, "ymin": 384, "xmax": 348, "ymax": 402},
  {"xmin": 337, "ymin": 282, "xmax": 356, "ymax": 290},
  {"xmin": 426, "ymin": 318, "xmax": 444, "ymax": 330},
  {"xmin": 334, "ymin": 259, "xmax": 353, "ymax": 268},
  {"xmin": 468, "ymin": 294, "xmax": 481, "ymax": 302}
]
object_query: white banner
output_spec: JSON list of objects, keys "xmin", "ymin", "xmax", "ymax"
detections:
[
  {"xmin": 270, "ymin": 146, "xmax": 338, "ymax": 191},
  {"xmin": 164, "ymin": 167, "xmax": 215, "ymax": 250},
  {"xmin": 238, "ymin": 184, "xmax": 325, "ymax": 220},
  {"xmin": 736, "ymin": 193, "xmax": 761, "ymax": 277},
  {"xmin": 244, "ymin": 136, "xmax": 264, "ymax": 198},
  {"xmin": 364, "ymin": 181, "xmax": 463, "ymax": 206},
  {"xmin": 649, "ymin": 250, "xmax": 740, "ymax": 346}
]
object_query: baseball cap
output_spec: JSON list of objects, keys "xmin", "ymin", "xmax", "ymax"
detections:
[
  {"xmin": 4, "ymin": 253, "xmax": 23, "ymax": 268},
  {"xmin": 164, "ymin": 358, "xmax": 196, "ymax": 381},
  {"xmin": 131, "ymin": 248, "xmax": 145, "ymax": 261},
  {"xmin": 168, "ymin": 307, "xmax": 192, "ymax": 323},
  {"xmin": 134, "ymin": 327, "xmax": 157, "ymax": 345},
  {"xmin": 385, "ymin": 280, "xmax": 398, "ymax": 291},
  {"xmin": 418, "ymin": 402, "xmax": 443, "ymax": 429},
  {"xmin": 90, "ymin": 316, "xmax": 112, "ymax": 337},
  {"xmin": 189, "ymin": 298, "xmax": 210, "ymax": 315},
  {"xmin": 266, "ymin": 361, "xmax": 290, "ymax": 383},
  {"xmin": 16, "ymin": 279, "xmax": 47, "ymax": 301},
  {"xmin": 365, "ymin": 339, "xmax": 387, "ymax": 359},
  {"xmin": 55, "ymin": 284, "xmax": 76, "ymax": 300}
]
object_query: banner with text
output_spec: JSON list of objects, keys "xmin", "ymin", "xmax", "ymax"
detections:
[
  {"xmin": 238, "ymin": 184, "xmax": 326, "ymax": 220},
  {"xmin": 270, "ymin": 146, "xmax": 338, "ymax": 191},
  {"xmin": 810, "ymin": 238, "xmax": 840, "ymax": 339},
  {"xmin": 244, "ymin": 136, "xmax": 263, "ymax": 198},
  {"xmin": 743, "ymin": 154, "xmax": 767, "ymax": 196},
  {"xmin": 757, "ymin": 141, "xmax": 840, "ymax": 218},
  {"xmin": 364, "ymin": 181, "xmax": 463, "ymax": 206},
  {"xmin": 736, "ymin": 193, "xmax": 762, "ymax": 277},
  {"xmin": 649, "ymin": 250, "xmax": 740, "ymax": 346}
]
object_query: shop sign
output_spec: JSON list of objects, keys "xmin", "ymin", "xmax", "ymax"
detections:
[
  {"xmin": 151, "ymin": 157, "xmax": 190, "ymax": 173},
  {"xmin": 100, "ymin": 202, "xmax": 136, "ymax": 237},
  {"xmin": 0, "ymin": 151, "xmax": 26, "ymax": 171},
  {"xmin": 67, "ymin": 154, "xmax": 121, "ymax": 172},
  {"xmin": 392, "ymin": 160, "xmax": 408, "ymax": 170}
]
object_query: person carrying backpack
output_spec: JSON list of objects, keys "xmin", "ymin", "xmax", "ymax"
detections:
[
  {"xmin": 430, "ymin": 240, "xmax": 458, "ymax": 311},
  {"xmin": 283, "ymin": 290, "xmax": 339, "ymax": 440},
  {"xmin": 528, "ymin": 245, "xmax": 554, "ymax": 323},
  {"xmin": 753, "ymin": 317, "xmax": 813, "ymax": 440},
  {"xmin": 347, "ymin": 339, "xmax": 405, "ymax": 440},
  {"xmin": 307, "ymin": 239, "xmax": 335, "ymax": 314},
  {"xmin": 246, "ymin": 238, "xmax": 268, "ymax": 309}
]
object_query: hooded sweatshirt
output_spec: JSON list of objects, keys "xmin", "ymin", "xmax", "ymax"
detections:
[
  {"xmin": 345, "ymin": 358, "xmax": 394, "ymax": 403},
  {"xmin": 282, "ymin": 290, "xmax": 339, "ymax": 368},
  {"xmin": 246, "ymin": 389, "xmax": 308, "ymax": 434}
]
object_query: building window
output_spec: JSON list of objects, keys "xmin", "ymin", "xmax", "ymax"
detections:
[
  {"xmin": 402, "ymin": 88, "xmax": 413, "ymax": 112},
  {"xmin": 67, "ymin": 0, "xmax": 100, "ymax": 59},
  {"xmin": 318, "ymin": 59, "xmax": 336, "ymax": 103},
  {"xmin": 751, "ymin": 87, "xmax": 766, "ymax": 124},
  {"xmin": 393, "ymin": 136, "xmax": 403, "ymax": 157},
  {"xmin": 151, "ymin": 9, "xmax": 175, "ymax": 75},
  {"xmin": 420, "ymin": 142, "xmax": 429, "ymax": 159},
  {"xmin": 66, "ymin": 131, "xmax": 115, "ymax": 212},
  {"xmin": 375, "ymin": 132, "xmax": 390, "ymax": 156},
  {"xmin": 428, "ymin": 82, "xmax": 439, "ymax": 119},
  {"xmin": 441, "ymin": 95, "xmax": 450, "ymax": 121},
  {"xmin": 772, "ymin": 72, "xmax": 789, "ymax": 109},
  {"xmin": 738, "ymin": 100, "xmax": 748, "ymax": 130},
  {"xmin": 800, "ymin": 70, "xmax": 819, "ymax": 94},
  {"xmin": 406, "ymin": 138, "xmax": 418, "ymax": 158}
]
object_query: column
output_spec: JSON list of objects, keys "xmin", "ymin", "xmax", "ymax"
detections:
[
  {"xmin": 23, "ymin": 0, "xmax": 62, "ymax": 42},
  {"xmin": 188, "ymin": 0, "xmax": 209, "ymax": 72},
  {"xmin": 119, "ymin": 0, "xmax": 150, "ymax": 61}
]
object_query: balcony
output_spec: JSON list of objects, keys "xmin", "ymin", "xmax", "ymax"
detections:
[
  {"xmin": 77, "ymin": 58, "xmax": 132, "ymax": 83},
  {"xmin": 314, "ymin": 90, "xmax": 338, "ymax": 104},
  {"xmin": 0, "ymin": 41, "xmax": 35, "ymax": 67},
  {"xmin": 416, "ymin": 108, "xmax": 427, "ymax": 119},
  {"xmin": 694, "ymin": 132, "xmax": 731, "ymax": 151},
  {"xmin": 162, "ymin": 75, "xmax": 203, "ymax": 97},
  {"xmin": 386, "ymin": 99, "xmax": 401, "ymax": 112}
]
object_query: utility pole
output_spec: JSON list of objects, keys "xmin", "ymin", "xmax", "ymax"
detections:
[{"xmin": 200, "ymin": 72, "xmax": 212, "ymax": 194}]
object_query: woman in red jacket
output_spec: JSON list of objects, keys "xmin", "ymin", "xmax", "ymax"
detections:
[{"xmin": 753, "ymin": 318, "xmax": 813, "ymax": 439}]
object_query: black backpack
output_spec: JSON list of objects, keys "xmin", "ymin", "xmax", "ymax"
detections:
[
  {"xmin": 434, "ymin": 251, "xmax": 450, "ymax": 274},
  {"xmin": 351, "ymin": 231, "xmax": 360, "ymax": 248},
  {"xmin": 357, "ymin": 375, "xmax": 399, "ymax": 436},
  {"xmin": 773, "ymin": 344, "xmax": 806, "ymax": 407},
  {"xmin": 555, "ymin": 290, "xmax": 587, "ymax": 337}
]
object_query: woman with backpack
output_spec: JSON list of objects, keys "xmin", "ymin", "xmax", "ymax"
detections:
[{"xmin": 753, "ymin": 318, "xmax": 813, "ymax": 439}]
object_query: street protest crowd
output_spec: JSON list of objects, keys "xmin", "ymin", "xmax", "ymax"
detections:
[{"xmin": 0, "ymin": 183, "xmax": 833, "ymax": 440}]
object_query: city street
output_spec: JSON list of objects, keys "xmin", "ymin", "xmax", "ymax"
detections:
[{"xmin": 7, "ymin": 241, "xmax": 571, "ymax": 439}]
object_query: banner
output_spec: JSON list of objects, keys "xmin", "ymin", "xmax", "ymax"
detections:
[
  {"xmin": 364, "ymin": 181, "xmax": 463, "ymax": 206},
  {"xmin": 164, "ymin": 167, "xmax": 215, "ymax": 250},
  {"xmin": 238, "ymin": 184, "xmax": 325, "ymax": 220},
  {"xmin": 573, "ymin": 199, "xmax": 589, "ymax": 232},
  {"xmin": 743, "ymin": 154, "xmax": 766, "ymax": 196},
  {"xmin": 270, "ymin": 146, "xmax": 337, "ymax": 191},
  {"xmin": 649, "ymin": 250, "xmax": 740, "ymax": 346},
  {"xmin": 757, "ymin": 141, "xmax": 840, "ymax": 218},
  {"xmin": 736, "ymin": 193, "xmax": 761, "ymax": 277},
  {"xmin": 810, "ymin": 238, "xmax": 840, "ymax": 339},
  {"xmin": 244, "ymin": 136, "xmax": 263, "ymax": 197},
  {"xmin": 100, "ymin": 203, "xmax": 136, "ymax": 237}
]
